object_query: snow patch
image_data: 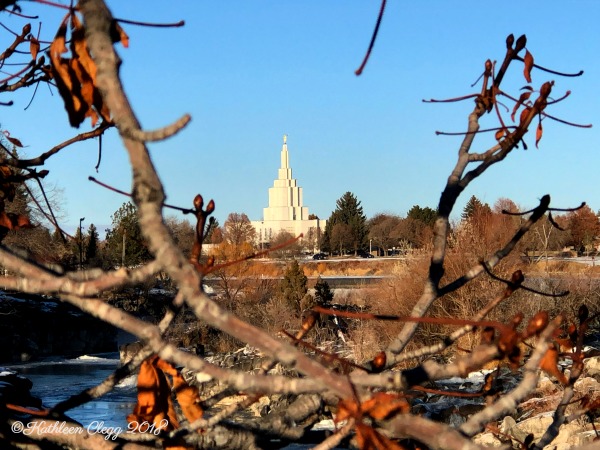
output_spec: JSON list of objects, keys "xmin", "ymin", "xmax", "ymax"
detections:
[
  {"xmin": 75, "ymin": 355, "xmax": 107, "ymax": 361},
  {"xmin": 116, "ymin": 374, "xmax": 137, "ymax": 388}
]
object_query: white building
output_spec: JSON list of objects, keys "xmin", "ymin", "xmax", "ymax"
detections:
[{"xmin": 252, "ymin": 136, "xmax": 326, "ymax": 250}]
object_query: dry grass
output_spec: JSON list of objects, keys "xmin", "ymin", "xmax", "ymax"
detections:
[
  {"xmin": 237, "ymin": 258, "xmax": 405, "ymax": 278},
  {"xmin": 205, "ymin": 256, "xmax": 600, "ymax": 359},
  {"xmin": 528, "ymin": 259, "xmax": 600, "ymax": 276}
]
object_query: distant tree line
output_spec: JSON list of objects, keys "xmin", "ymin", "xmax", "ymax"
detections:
[{"xmin": 3, "ymin": 188, "xmax": 598, "ymax": 273}]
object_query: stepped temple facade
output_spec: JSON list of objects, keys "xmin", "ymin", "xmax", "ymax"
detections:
[{"xmin": 251, "ymin": 136, "xmax": 326, "ymax": 249}]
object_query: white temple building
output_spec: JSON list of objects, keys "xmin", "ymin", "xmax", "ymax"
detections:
[{"xmin": 251, "ymin": 136, "xmax": 326, "ymax": 249}]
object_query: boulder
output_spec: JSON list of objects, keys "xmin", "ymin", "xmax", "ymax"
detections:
[
  {"xmin": 0, "ymin": 368, "xmax": 41, "ymax": 409},
  {"xmin": 584, "ymin": 355, "xmax": 600, "ymax": 380}
]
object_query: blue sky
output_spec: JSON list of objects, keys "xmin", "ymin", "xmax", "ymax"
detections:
[{"xmin": 2, "ymin": 1, "xmax": 599, "ymax": 236}]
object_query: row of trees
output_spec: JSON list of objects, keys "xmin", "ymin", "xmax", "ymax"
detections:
[
  {"xmin": 3, "ymin": 185, "xmax": 598, "ymax": 272},
  {"xmin": 5, "ymin": 134, "xmax": 596, "ymax": 269}
]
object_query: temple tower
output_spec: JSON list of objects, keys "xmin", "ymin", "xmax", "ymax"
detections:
[
  {"xmin": 263, "ymin": 135, "xmax": 308, "ymax": 222},
  {"xmin": 252, "ymin": 136, "xmax": 326, "ymax": 249}
]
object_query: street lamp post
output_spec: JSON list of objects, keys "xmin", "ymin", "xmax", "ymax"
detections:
[{"xmin": 79, "ymin": 217, "xmax": 85, "ymax": 270}]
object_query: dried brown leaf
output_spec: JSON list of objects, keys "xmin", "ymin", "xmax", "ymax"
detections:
[
  {"xmin": 511, "ymin": 91, "xmax": 532, "ymax": 122},
  {"xmin": 127, "ymin": 355, "xmax": 178, "ymax": 432},
  {"xmin": 524, "ymin": 49, "xmax": 534, "ymax": 83},
  {"xmin": 5, "ymin": 135, "xmax": 23, "ymax": 147},
  {"xmin": 519, "ymin": 107, "xmax": 532, "ymax": 126},
  {"xmin": 113, "ymin": 22, "xmax": 129, "ymax": 48},
  {"xmin": 535, "ymin": 121, "xmax": 543, "ymax": 148},
  {"xmin": 172, "ymin": 372, "xmax": 203, "ymax": 423},
  {"xmin": 70, "ymin": 14, "xmax": 96, "ymax": 80},
  {"xmin": 0, "ymin": 212, "xmax": 33, "ymax": 230},
  {"xmin": 30, "ymin": 37, "xmax": 40, "ymax": 61},
  {"xmin": 540, "ymin": 344, "xmax": 568, "ymax": 385},
  {"xmin": 49, "ymin": 14, "xmax": 85, "ymax": 127},
  {"xmin": 335, "ymin": 398, "xmax": 359, "ymax": 424},
  {"xmin": 361, "ymin": 393, "xmax": 410, "ymax": 421}
]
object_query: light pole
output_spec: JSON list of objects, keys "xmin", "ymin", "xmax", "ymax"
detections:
[
  {"xmin": 369, "ymin": 239, "xmax": 372, "ymax": 255},
  {"xmin": 79, "ymin": 217, "xmax": 85, "ymax": 270}
]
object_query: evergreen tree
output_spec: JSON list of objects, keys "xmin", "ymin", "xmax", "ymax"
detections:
[
  {"xmin": 278, "ymin": 260, "xmax": 308, "ymax": 312},
  {"xmin": 406, "ymin": 205, "xmax": 437, "ymax": 227},
  {"xmin": 462, "ymin": 195, "xmax": 482, "ymax": 220},
  {"xmin": 204, "ymin": 217, "xmax": 219, "ymax": 243},
  {"xmin": 104, "ymin": 202, "xmax": 151, "ymax": 267},
  {"xmin": 85, "ymin": 223, "xmax": 99, "ymax": 264},
  {"xmin": 323, "ymin": 192, "xmax": 368, "ymax": 254},
  {"xmin": 462, "ymin": 195, "xmax": 491, "ymax": 221},
  {"xmin": 313, "ymin": 276, "xmax": 333, "ymax": 306}
]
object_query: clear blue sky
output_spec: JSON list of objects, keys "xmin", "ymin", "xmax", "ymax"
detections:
[{"xmin": 3, "ymin": 1, "xmax": 599, "ymax": 236}]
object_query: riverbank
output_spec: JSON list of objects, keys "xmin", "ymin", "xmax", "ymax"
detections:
[{"xmin": 0, "ymin": 291, "xmax": 118, "ymax": 363}]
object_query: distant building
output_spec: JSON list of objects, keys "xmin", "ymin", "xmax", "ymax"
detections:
[{"xmin": 251, "ymin": 136, "xmax": 326, "ymax": 250}]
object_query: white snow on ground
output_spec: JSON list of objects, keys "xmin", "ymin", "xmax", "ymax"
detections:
[
  {"xmin": 203, "ymin": 285, "xmax": 215, "ymax": 295},
  {"xmin": 435, "ymin": 369, "xmax": 496, "ymax": 386},
  {"xmin": 74, "ymin": 355, "xmax": 110, "ymax": 361},
  {"xmin": 116, "ymin": 374, "xmax": 137, "ymax": 389},
  {"xmin": 311, "ymin": 419, "xmax": 335, "ymax": 431}
]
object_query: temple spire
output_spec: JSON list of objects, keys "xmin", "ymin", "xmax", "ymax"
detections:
[{"xmin": 280, "ymin": 134, "xmax": 289, "ymax": 169}]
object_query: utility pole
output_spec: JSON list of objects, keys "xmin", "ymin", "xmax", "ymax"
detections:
[{"xmin": 79, "ymin": 217, "xmax": 85, "ymax": 270}]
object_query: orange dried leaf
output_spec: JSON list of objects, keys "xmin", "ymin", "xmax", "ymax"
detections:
[
  {"xmin": 30, "ymin": 37, "xmax": 40, "ymax": 61},
  {"xmin": 173, "ymin": 372, "xmax": 203, "ymax": 423},
  {"xmin": 335, "ymin": 398, "xmax": 359, "ymax": 424},
  {"xmin": 0, "ymin": 212, "xmax": 33, "ymax": 230},
  {"xmin": 361, "ymin": 393, "xmax": 409, "ymax": 421},
  {"xmin": 540, "ymin": 344, "xmax": 568, "ymax": 385},
  {"xmin": 70, "ymin": 14, "xmax": 97, "ymax": 81},
  {"xmin": 127, "ymin": 355, "xmax": 178, "ymax": 432},
  {"xmin": 535, "ymin": 121, "xmax": 543, "ymax": 148},
  {"xmin": 495, "ymin": 129, "xmax": 505, "ymax": 141},
  {"xmin": 113, "ymin": 22, "xmax": 129, "ymax": 48},
  {"xmin": 49, "ymin": 15, "xmax": 85, "ymax": 127},
  {"xmin": 524, "ymin": 49, "xmax": 534, "ymax": 83},
  {"xmin": 356, "ymin": 423, "xmax": 405, "ymax": 450},
  {"xmin": 511, "ymin": 91, "xmax": 532, "ymax": 122},
  {"xmin": 50, "ymin": 15, "xmax": 69, "ymax": 55},
  {"xmin": 519, "ymin": 107, "xmax": 532, "ymax": 126},
  {"xmin": 154, "ymin": 356, "xmax": 179, "ymax": 376}
]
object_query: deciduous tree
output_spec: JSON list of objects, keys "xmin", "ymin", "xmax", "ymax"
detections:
[
  {"xmin": 223, "ymin": 212, "xmax": 256, "ymax": 248},
  {"xmin": 565, "ymin": 204, "xmax": 600, "ymax": 253},
  {"xmin": 269, "ymin": 230, "xmax": 301, "ymax": 259},
  {"xmin": 368, "ymin": 213, "xmax": 401, "ymax": 256}
]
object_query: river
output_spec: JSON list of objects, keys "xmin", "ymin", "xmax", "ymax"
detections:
[{"xmin": 6, "ymin": 353, "xmax": 137, "ymax": 430}]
